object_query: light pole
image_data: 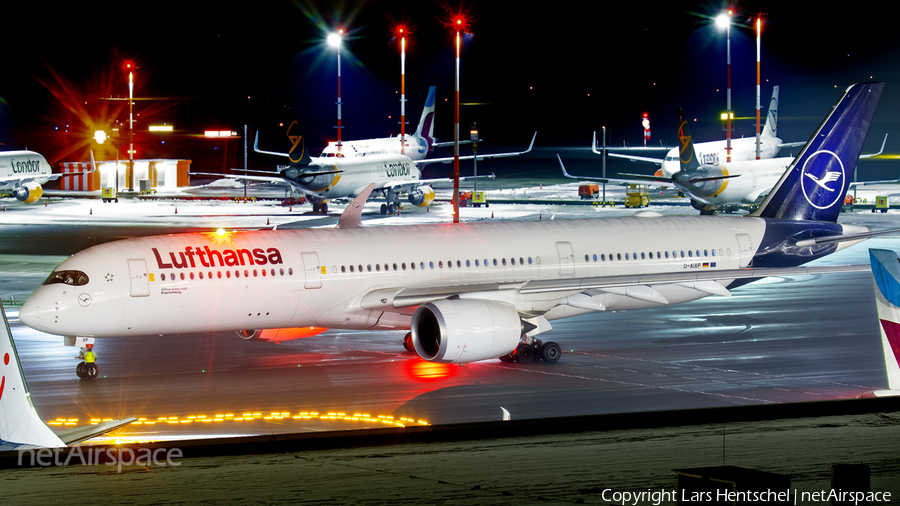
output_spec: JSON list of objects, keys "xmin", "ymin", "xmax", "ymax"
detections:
[
  {"xmin": 327, "ymin": 30, "xmax": 344, "ymax": 154},
  {"xmin": 716, "ymin": 10, "xmax": 733, "ymax": 163},
  {"xmin": 125, "ymin": 62, "xmax": 136, "ymax": 191}
]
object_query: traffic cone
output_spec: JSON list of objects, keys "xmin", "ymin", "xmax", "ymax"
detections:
[
  {"xmin": 491, "ymin": 212, "xmax": 494, "ymax": 218},
  {"xmin": 174, "ymin": 207, "xmax": 178, "ymax": 214},
  {"xmin": 90, "ymin": 208, "xmax": 92, "ymax": 215},
  {"xmin": 266, "ymin": 217, "xmax": 270, "ymax": 225}
]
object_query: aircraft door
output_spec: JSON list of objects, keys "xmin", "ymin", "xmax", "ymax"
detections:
[
  {"xmin": 735, "ymin": 234, "xmax": 753, "ymax": 268},
  {"xmin": 302, "ymin": 252, "xmax": 323, "ymax": 289},
  {"xmin": 556, "ymin": 242, "xmax": 575, "ymax": 276},
  {"xmin": 127, "ymin": 259, "xmax": 150, "ymax": 297}
]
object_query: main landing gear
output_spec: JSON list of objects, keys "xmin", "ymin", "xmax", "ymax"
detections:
[
  {"xmin": 498, "ymin": 338, "xmax": 561, "ymax": 364},
  {"xmin": 311, "ymin": 201, "xmax": 329, "ymax": 214},
  {"xmin": 400, "ymin": 332, "xmax": 562, "ymax": 365}
]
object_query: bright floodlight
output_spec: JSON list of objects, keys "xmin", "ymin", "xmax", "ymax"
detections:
[
  {"xmin": 327, "ymin": 32, "xmax": 342, "ymax": 48},
  {"xmin": 715, "ymin": 12, "xmax": 731, "ymax": 29},
  {"xmin": 93, "ymin": 130, "xmax": 107, "ymax": 145}
]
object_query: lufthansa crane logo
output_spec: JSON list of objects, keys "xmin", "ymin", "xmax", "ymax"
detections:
[
  {"xmin": 800, "ymin": 150, "xmax": 845, "ymax": 210},
  {"xmin": 286, "ymin": 121, "xmax": 306, "ymax": 163},
  {"xmin": 678, "ymin": 121, "xmax": 693, "ymax": 164}
]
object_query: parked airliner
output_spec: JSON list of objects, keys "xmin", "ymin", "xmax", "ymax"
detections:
[
  {"xmin": 0, "ymin": 150, "xmax": 96, "ymax": 204},
  {"xmin": 19, "ymin": 83, "xmax": 895, "ymax": 379},
  {"xmin": 243, "ymin": 86, "xmax": 534, "ymax": 214},
  {"xmin": 603, "ymin": 86, "xmax": 804, "ymax": 177}
]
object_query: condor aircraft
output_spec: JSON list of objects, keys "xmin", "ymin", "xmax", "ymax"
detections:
[
  {"xmin": 20, "ymin": 83, "xmax": 896, "ymax": 378},
  {"xmin": 0, "ymin": 150, "xmax": 61, "ymax": 203},
  {"xmin": 317, "ymin": 86, "xmax": 437, "ymax": 160},
  {"xmin": 604, "ymin": 86, "xmax": 804, "ymax": 178},
  {"xmin": 241, "ymin": 86, "xmax": 535, "ymax": 214}
]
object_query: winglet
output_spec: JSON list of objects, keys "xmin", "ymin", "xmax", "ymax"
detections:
[
  {"xmin": 89, "ymin": 150, "xmax": 97, "ymax": 173},
  {"xmin": 860, "ymin": 133, "xmax": 888, "ymax": 159},
  {"xmin": 0, "ymin": 301, "xmax": 66, "ymax": 449},
  {"xmin": 338, "ymin": 184, "xmax": 376, "ymax": 229}
]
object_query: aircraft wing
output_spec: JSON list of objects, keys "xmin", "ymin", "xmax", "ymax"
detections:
[
  {"xmin": 190, "ymin": 172, "xmax": 287, "ymax": 184},
  {"xmin": 859, "ymin": 133, "xmax": 888, "ymax": 159},
  {"xmin": 417, "ymin": 132, "xmax": 536, "ymax": 166},
  {"xmin": 778, "ymin": 142, "xmax": 807, "ymax": 149},
  {"xmin": 557, "ymin": 154, "xmax": 671, "ymax": 187},
  {"xmin": 604, "ymin": 152, "xmax": 665, "ymax": 165},
  {"xmin": 358, "ymin": 264, "xmax": 871, "ymax": 312}
]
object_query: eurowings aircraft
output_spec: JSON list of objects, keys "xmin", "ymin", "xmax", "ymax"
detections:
[
  {"xmin": 861, "ymin": 248, "xmax": 900, "ymax": 398},
  {"xmin": 604, "ymin": 86, "xmax": 804, "ymax": 177},
  {"xmin": 20, "ymin": 83, "xmax": 898, "ymax": 378},
  {"xmin": 0, "ymin": 302, "xmax": 134, "ymax": 450}
]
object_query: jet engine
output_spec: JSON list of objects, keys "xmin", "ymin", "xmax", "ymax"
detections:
[
  {"xmin": 14, "ymin": 182, "xmax": 43, "ymax": 203},
  {"xmin": 410, "ymin": 299, "xmax": 522, "ymax": 364},
  {"xmin": 408, "ymin": 185, "xmax": 435, "ymax": 207}
]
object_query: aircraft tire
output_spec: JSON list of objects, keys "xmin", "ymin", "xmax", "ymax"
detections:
[
  {"xmin": 82, "ymin": 363, "xmax": 99, "ymax": 380},
  {"xmin": 76, "ymin": 362, "xmax": 85, "ymax": 379},
  {"xmin": 540, "ymin": 342, "xmax": 561, "ymax": 363},
  {"xmin": 380, "ymin": 204, "xmax": 388, "ymax": 215},
  {"xmin": 515, "ymin": 344, "xmax": 534, "ymax": 364}
]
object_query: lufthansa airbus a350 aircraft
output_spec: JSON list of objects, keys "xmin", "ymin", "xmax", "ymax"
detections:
[{"xmin": 19, "ymin": 83, "xmax": 895, "ymax": 379}]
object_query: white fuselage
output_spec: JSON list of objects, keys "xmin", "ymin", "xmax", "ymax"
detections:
[
  {"xmin": 300, "ymin": 153, "xmax": 419, "ymax": 199},
  {"xmin": 0, "ymin": 151, "xmax": 53, "ymax": 193},
  {"xmin": 676, "ymin": 157, "xmax": 793, "ymax": 206},
  {"xmin": 318, "ymin": 135, "xmax": 431, "ymax": 161},
  {"xmin": 662, "ymin": 136, "xmax": 784, "ymax": 178},
  {"xmin": 21, "ymin": 215, "xmax": 769, "ymax": 338}
]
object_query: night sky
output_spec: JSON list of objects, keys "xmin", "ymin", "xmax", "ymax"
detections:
[{"xmin": 2, "ymin": 1, "xmax": 899, "ymax": 170}]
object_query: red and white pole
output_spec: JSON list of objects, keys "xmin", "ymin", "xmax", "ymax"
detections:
[
  {"xmin": 400, "ymin": 31, "xmax": 406, "ymax": 156},
  {"xmin": 336, "ymin": 38, "xmax": 342, "ymax": 153},
  {"xmin": 453, "ymin": 26, "xmax": 461, "ymax": 224},
  {"xmin": 755, "ymin": 16, "xmax": 762, "ymax": 160}
]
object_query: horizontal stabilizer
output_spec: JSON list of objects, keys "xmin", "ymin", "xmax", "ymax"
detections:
[{"xmin": 56, "ymin": 418, "xmax": 138, "ymax": 445}]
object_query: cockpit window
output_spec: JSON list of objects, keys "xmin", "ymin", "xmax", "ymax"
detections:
[{"xmin": 43, "ymin": 270, "xmax": 89, "ymax": 287}]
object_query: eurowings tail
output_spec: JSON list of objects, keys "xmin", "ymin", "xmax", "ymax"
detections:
[
  {"xmin": 761, "ymin": 85, "xmax": 779, "ymax": 139},
  {"xmin": 865, "ymin": 249, "xmax": 900, "ymax": 397},
  {"xmin": 413, "ymin": 86, "xmax": 436, "ymax": 149},
  {"xmin": 751, "ymin": 82, "xmax": 883, "ymax": 223},
  {"xmin": 0, "ymin": 302, "xmax": 134, "ymax": 450}
]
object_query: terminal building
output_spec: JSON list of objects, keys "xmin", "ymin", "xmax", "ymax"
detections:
[{"xmin": 58, "ymin": 159, "xmax": 191, "ymax": 192}]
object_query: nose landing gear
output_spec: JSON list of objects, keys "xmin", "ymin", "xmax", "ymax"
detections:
[{"xmin": 66, "ymin": 336, "xmax": 99, "ymax": 380}]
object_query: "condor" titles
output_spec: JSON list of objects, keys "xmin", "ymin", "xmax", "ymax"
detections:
[{"xmin": 152, "ymin": 246, "xmax": 283, "ymax": 269}]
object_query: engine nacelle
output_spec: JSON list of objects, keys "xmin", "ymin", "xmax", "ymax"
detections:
[
  {"xmin": 411, "ymin": 299, "xmax": 522, "ymax": 364},
  {"xmin": 408, "ymin": 185, "xmax": 435, "ymax": 207},
  {"xmin": 14, "ymin": 182, "xmax": 43, "ymax": 203}
]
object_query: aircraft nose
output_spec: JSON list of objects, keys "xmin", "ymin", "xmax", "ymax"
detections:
[{"xmin": 18, "ymin": 295, "xmax": 41, "ymax": 329}]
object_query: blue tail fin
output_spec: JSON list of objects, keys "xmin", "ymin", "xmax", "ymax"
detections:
[
  {"xmin": 753, "ymin": 82, "xmax": 883, "ymax": 222},
  {"xmin": 761, "ymin": 86, "xmax": 779, "ymax": 139},
  {"xmin": 675, "ymin": 106, "xmax": 701, "ymax": 172}
]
